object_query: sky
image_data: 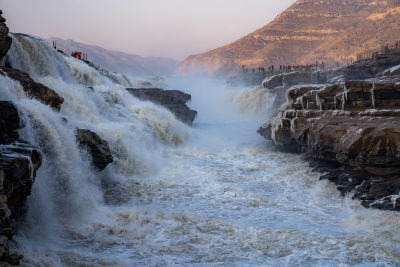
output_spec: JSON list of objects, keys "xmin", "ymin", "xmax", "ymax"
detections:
[{"xmin": 1, "ymin": 0, "xmax": 296, "ymax": 60}]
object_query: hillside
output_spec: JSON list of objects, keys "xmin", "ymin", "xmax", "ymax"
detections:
[
  {"xmin": 47, "ymin": 38, "xmax": 178, "ymax": 77},
  {"xmin": 177, "ymin": 0, "xmax": 400, "ymax": 76}
]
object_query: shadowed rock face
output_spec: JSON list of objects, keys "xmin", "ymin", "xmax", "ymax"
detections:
[
  {"xmin": 0, "ymin": 11, "xmax": 12, "ymax": 61},
  {"xmin": 0, "ymin": 102, "xmax": 20, "ymax": 144},
  {"xmin": 0, "ymin": 66, "xmax": 64, "ymax": 111},
  {"xmin": 344, "ymin": 49, "xmax": 400, "ymax": 80},
  {"xmin": 0, "ymin": 101, "xmax": 42, "ymax": 265},
  {"xmin": 259, "ymin": 78, "xmax": 400, "ymax": 210},
  {"xmin": 76, "ymin": 129, "xmax": 113, "ymax": 171},
  {"xmin": 126, "ymin": 88, "xmax": 198, "ymax": 125}
]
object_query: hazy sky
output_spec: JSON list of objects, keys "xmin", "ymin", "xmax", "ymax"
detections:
[{"xmin": 1, "ymin": 0, "xmax": 296, "ymax": 60}]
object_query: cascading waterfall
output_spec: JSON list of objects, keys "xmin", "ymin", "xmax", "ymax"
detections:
[
  {"xmin": 1, "ymin": 34, "xmax": 400, "ymax": 266},
  {"xmin": 229, "ymin": 87, "xmax": 276, "ymax": 120},
  {"xmin": 2, "ymin": 34, "xmax": 191, "ymax": 265}
]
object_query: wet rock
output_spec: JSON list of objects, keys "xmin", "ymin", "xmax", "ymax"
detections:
[
  {"xmin": 0, "ymin": 102, "xmax": 20, "ymax": 144},
  {"xmin": 0, "ymin": 67, "xmax": 64, "ymax": 111},
  {"xmin": 0, "ymin": 142, "xmax": 42, "ymax": 265},
  {"xmin": 0, "ymin": 143, "xmax": 42, "ymax": 215},
  {"xmin": 126, "ymin": 88, "xmax": 197, "ymax": 125},
  {"xmin": 257, "ymin": 122, "xmax": 271, "ymax": 140},
  {"xmin": 76, "ymin": 129, "xmax": 113, "ymax": 171},
  {"xmin": 0, "ymin": 11, "xmax": 12, "ymax": 61}
]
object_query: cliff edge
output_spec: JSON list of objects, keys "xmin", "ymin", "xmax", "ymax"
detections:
[{"xmin": 258, "ymin": 51, "xmax": 400, "ymax": 210}]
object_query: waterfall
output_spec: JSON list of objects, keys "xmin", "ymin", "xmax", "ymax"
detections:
[
  {"xmin": 1, "ymin": 33, "xmax": 190, "ymax": 264},
  {"xmin": 370, "ymin": 82, "xmax": 376, "ymax": 108}
]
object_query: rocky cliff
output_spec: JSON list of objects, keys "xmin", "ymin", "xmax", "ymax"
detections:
[
  {"xmin": 258, "ymin": 54, "xmax": 400, "ymax": 210},
  {"xmin": 177, "ymin": 0, "xmax": 400, "ymax": 76},
  {"xmin": 0, "ymin": 102, "xmax": 42, "ymax": 265}
]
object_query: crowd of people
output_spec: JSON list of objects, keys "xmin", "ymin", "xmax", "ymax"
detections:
[{"xmin": 241, "ymin": 61, "xmax": 325, "ymax": 75}]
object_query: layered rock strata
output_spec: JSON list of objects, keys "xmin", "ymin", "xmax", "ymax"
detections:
[
  {"xmin": 178, "ymin": 0, "xmax": 400, "ymax": 76},
  {"xmin": 127, "ymin": 88, "xmax": 197, "ymax": 125},
  {"xmin": 258, "ymin": 79, "xmax": 400, "ymax": 210},
  {"xmin": 260, "ymin": 49, "xmax": 400, "ymax": 114}
]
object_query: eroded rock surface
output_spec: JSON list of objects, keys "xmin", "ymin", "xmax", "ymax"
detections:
[
  {"xmin": 259, "ymin": 79, "xmax": 400, "ymax": 210},
  {"xmin": 76, "ymin": 129, "xmax": 113, "ymax": 171},
  {"xmin": 127, "ymin": 88, "xmax": 197, "ymax": 125},
  {"xmin": 0, "ymin": 67, "xmax": 64, "ymax": 111}
]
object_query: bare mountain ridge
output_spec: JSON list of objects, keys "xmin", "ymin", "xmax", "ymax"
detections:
[
  {"xmin": 47, "ymin": 38, "xmax": 178, "ymax": 77},
  {"xmin": 177, "ymin": 0, "xmax": 400, "ymax": 76}
]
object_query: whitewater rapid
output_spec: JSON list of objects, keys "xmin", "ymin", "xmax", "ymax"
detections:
[{"xmin": 1, "ymin": 34, "xmax": 400, "ymax": 266}]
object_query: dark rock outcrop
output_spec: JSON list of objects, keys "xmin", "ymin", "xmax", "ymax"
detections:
[
  {"xmin": 344, "ymin": 49, "xmax": 400, "ymax": 80},
  {"xmin": 259, "ymin": 78, "xmax": 400, "ymax": 210},
  {"xmin": 0, "ymin": 101, "xmax": 42, "ymax": 265},
  {"xmin": 0, "ymin": 102, "xmax": 20, "ymax": 144},
  {"xmin": 0, "ymin": 67, "xmax": 64, "ymax": 111},
  {"xmin": 126, "ymin": 88, "xmax": 197, "ymax": 125},
  {"xmin": 76, "ymin": 129, "xmax": 113, "ymax": 171},
  {"xmin": 0, "ymin": 11, "xmax": 12, "ymax": 61}
]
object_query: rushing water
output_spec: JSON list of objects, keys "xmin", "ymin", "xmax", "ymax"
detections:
[{"xmin": 1, "ymin": 34, "xmax": 400, "ymax": 266}]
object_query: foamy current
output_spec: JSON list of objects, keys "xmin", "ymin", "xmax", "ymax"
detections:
[{"xmin": 1, "ymin": 35, "xmax": 400, "ymax": 266}]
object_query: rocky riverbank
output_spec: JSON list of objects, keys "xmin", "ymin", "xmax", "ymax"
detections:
[{"xmin": 258, "ymin": 52, "xmax": 400, "ymax": 211}]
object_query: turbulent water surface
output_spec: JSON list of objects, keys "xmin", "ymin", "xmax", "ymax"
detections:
[{"xmin": 1, "ymin": 34, "xmax": 400, "ymax": 266}]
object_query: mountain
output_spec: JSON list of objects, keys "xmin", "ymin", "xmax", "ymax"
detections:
[
  {"xmin": 177, "ymin": 0, "xmax": 400, "ymax": 76},
  {"xmin": 47, "ymin": 38, "xmax": 179, "ymax": 77}
]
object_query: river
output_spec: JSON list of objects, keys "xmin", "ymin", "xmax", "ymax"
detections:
[{"xmin": 2, "ymin": 34, "xmax": 400, "ymax": 267}]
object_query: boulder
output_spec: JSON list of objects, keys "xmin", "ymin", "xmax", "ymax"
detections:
[
  {"xmin": 0, "ymin": 67, "xmax": 64, "ymax": 111},
  {"xmin": 126, "ymin": 88, "xmax": 197, "ymax": 125},
  {"xmin": 76, "ymin": 129, "xmax": 113, "ymax": 171},
  {"xmin": 0, "ymin": 11, "xmax": 12, "ymax": 61}
]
